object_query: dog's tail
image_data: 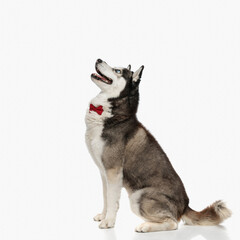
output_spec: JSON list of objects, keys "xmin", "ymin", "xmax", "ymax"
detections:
[{"xmin": 182, "ymin": 200, "xmax": 231, "ymax": 226}]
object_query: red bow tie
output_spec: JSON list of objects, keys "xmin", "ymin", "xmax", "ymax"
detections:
[{"xmin": 89, "ymin": 104, "xmax": 103, "ymax": 115}]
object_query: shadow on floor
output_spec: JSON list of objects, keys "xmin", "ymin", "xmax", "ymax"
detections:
[
  {"xmin": 101, "ymin": 225, "xmax": 230, "ymax": 240},
  {"xmin": 132, "ymin": 225, "xmax": 230, "ymax": 240}
]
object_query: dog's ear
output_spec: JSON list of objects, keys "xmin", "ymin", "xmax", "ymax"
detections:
[
  {"xmin": 127, "ymin": 64, "xmax": 131, "ymax": 70},
  {"xmin": 132, "ymin": 65, "xmax": 144, "ymax": 83}
]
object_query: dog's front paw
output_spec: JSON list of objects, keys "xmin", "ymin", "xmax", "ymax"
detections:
[
  {"xmin": 99, "ymin": 218, "xmax": 115, "ymax": 229},
  {"xmin": 93, "ymin": 213, "xmax": 106, "ymax": 222}
]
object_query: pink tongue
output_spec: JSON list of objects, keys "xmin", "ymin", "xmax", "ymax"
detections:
[
  {"xmin": 94, "ymin": 73, "xmax": 102, "ymax": 78},
  {"xmin": 99, "ymin": 74, "xmax": 106, "ymax": 80},
  {"xmin": 94, "ymin": 73, "xmax": 107, "ymax": 81}
]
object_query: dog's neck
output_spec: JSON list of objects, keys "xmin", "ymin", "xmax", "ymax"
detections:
[{"xmin": 89, "ymin": 91, "xmax": 139, "ymax": 120}]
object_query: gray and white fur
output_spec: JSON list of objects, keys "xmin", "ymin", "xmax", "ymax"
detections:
[{"xmin": 85, "ymin": 59, "xmax": 231, "ymax": 232}]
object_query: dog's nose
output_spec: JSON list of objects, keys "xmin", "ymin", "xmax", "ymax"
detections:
[{"xmin": 97, "ymin": 59, "xmax": 102, "ymax": 63}]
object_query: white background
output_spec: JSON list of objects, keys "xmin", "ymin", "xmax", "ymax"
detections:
[{"xmin": 0, "ymin": 0, "xmax": 240, "ymax": 239}]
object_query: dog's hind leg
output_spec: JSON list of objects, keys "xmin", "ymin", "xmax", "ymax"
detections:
[{"xmin": 130, "ymin": 188, "xmax": 179, "ymax": 232}]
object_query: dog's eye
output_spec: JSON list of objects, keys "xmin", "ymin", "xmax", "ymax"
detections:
[{"xmin": 114, "ymin": 69, "xmax": 121, "ymax": 74}]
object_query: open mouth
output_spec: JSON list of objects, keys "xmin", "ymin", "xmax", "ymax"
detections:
[{"xmin": 91, "ymin": 65, "xmax": 113, "ymax": 85}]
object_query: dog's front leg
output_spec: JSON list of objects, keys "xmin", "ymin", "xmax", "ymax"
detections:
[
  {"xmin": 94, "ymin": 172, "xmax": 107, "ymax": 221},
  {"xmin": 99, "ymin": 167, "xmax": 122, "ymax": 229}
]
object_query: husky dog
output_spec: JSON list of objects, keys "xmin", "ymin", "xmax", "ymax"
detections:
[{"xmin": 85, "ymin": 59, "xmax": 231, "ymax": 232}]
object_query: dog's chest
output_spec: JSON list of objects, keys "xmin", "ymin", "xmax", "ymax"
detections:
[
  {"xmin": 85, "ymin": 117, "xmax": 105, "ymax": 170},
  {"xmin": 85, "ymin": 94, "xmax": 112, "ymax": 171}
]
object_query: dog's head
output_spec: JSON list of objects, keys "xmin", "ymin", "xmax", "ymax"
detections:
[{"xmin": 91, "ymin": 59, "xmax": 144, "ymax": 98}]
